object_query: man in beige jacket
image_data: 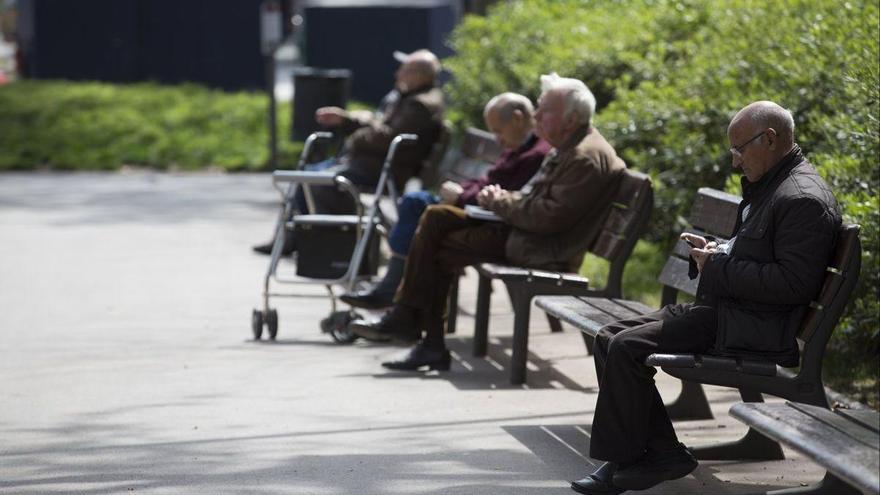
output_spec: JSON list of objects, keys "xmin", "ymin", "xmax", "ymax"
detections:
[{"xmin": 352, "ymin": 73, "xmax": 626, "ymax": 371}]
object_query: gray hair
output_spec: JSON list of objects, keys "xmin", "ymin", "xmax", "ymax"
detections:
[
  {"xmin": 484, "ymin": 92, "xmax": 535, "ymax": 122},
  {"xmin": 747, "ymin": 101, "xmax": 795, "ymax": 142},
  {"xmin": 539, "ymin": 73, "xmax": 596, "ymax": 126}
]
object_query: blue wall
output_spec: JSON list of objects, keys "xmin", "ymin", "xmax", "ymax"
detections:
[{"xmin": 18, "ymin": 0, "xmax": 266, "ymax": 90}]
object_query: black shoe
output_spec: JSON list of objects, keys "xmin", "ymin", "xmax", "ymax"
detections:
[
  {"xmin": 570, "ymin": 475, "xmax": 624, "ymax": 495},
  {"xmin": 252, "ymin": 234, "xmax": 296, "ymax": 256},
  {"xmin": 340, "ymin": 288, "xmax": 394, "ymax": 310},
  {"xmin": 350, "ymin": 306, "xmax": 419, "ymax": 344},
  {"xmin": 570, "ymin": 461, "xmax": 623, "ymax": 495},
  {"xmin": 612, "ymin": 443, "xmax": 697, "ymax": 490},
  {"xmin": 382, "ymin": 343, "xmax": 451, "ymax": 371}
]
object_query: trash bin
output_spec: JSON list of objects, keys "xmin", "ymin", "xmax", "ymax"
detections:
[{"xmin": 291, "ymin": 67, "xmax": 351, "ymax": 141}]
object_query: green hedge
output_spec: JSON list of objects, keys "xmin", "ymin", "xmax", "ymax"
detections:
[
  {"xmin": 448, "ymin": 0, "xmax": 879, "ymax": 404},
  {"xmin": 0, "ymin": 81, "xmax": 303, "ymax": 170}
]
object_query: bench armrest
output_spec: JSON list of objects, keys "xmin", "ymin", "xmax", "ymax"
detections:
[{"xmin": 477, "ymin": 263, "xmax": 589, "ymax": 288}]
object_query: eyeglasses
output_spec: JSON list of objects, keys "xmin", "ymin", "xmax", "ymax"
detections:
[{"xmin": 730, "ymin": 130, "xmax": 765, "ymax": 156}]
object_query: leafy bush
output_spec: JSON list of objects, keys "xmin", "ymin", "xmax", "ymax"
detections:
[
  {"xmin": 444, "ymin": 0, "xmax": 711, "ymax": 127},
  {"xmin": 448, "ymin": 0, "xmax": 879, "ymax": 404},
  {"xmin": 0, "ymin": 80, "xmax": 303, "ymax": 170}
]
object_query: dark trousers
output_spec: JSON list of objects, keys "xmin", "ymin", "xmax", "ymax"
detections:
[
  {"xmin": 589, "ymin": 303, "xmax": 717, "ymax": 462},
  {"xmin": 395, "ymin": 204, "xmax": 508, "ymax": 345}
]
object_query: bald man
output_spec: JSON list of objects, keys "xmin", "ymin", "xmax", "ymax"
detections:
[
  {"xmin": 571, "ymin": 101, "xmax": 841, "ymax": 495},
  {"xmin": 254, "ymin": 49, "xmax": 444, "ymax": 255}
]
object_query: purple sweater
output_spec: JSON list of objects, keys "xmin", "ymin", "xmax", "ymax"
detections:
[{"xmin": 456, "ymin": 133, "xmax": 552, "ymax": 207}]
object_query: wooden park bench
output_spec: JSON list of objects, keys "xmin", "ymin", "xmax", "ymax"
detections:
[
  {"xmin": 415, "ymin": 125, "xmax": 502, "ymax": 191},
  {"xmin": 730, "ymin": 401, "xmax": 879, "ymax": 495},
  {"xmin": 537, "ymin": 187, "xmax": 863, "ymax": 460},
  {"xmin": 449, "ymin": 169, "xmax": 654, "ymax": 385}
]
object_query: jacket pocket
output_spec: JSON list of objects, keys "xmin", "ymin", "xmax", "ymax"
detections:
[{"xmin": 715, "ymin": 301, "xmax": 795, "ymax": 355}]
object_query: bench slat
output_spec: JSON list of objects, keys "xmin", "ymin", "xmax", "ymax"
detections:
[
  {"xmin": 788, "ymin": 402, "xmax": 880, "ymax": 450},
  {"xmin": 535, "ymin": 296, "xmax": 629, "ymax": 336},
  {"xmin": 582, "ymin": 296, "xmax": 646, "ymax": 321},
  {"xmin": 690, "ymin": 187, "xmax": 741, "ymax": 238},
  {"xmin": 657, "ymin": 256, "xmax": 699, "ymax": 295},
  {"xmin": 609, "ymin": 298, "xmax": 656, "ymax": 316},
  {"xmin": 476, "ymin": 263, "xmax": 590, "ymax": 286},
  {"xmin": 536, "ymin": 295, "xmax": 652, "ymax": 337},
  {"xmin": 730, "ymin": 402, "xmax": 880, "ymax": 495},
  {"xmin": 836, "ymin": 409, "xmax": 880, "ymax": 434}
]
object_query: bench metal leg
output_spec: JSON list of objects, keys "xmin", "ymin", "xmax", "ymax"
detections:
[
  {"xmin": 665, "ymin": 380, "xmax": 714, "ymax": 421},
  {"xmin": 692, "ymin": 389, "xmax": 784, "ymax": 461},
  {"xmin": 766, "ymin": 472, "xmax": 861, "ymax": 495},
  {"xmin": 546, "ymin": 314, "xmax": 563, "ymax": 333},
  {"xmin": 446, "ymin": 274, "xmax": 459, "ymax": 335},
  {"xmin": 509, "ymin": 287, "xmax": 531, "ymax": 385},
  {"xmin": 472, "ymin": 274, "xmax": 492, "ymax": 357}
]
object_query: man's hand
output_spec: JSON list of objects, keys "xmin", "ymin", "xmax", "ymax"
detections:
[
  {"xmin": 315, "ymin": 106, "xmax": 347, "ymax": 127},
  {"xmin": 438, "ymin": 181, "xmax": 463, "ymax": 205},
  {"xmin": 681, "ymin": 233, "xmax": 718, "ymax": 273},
  {"xmin": 477, "ymin": 184, "xmax": 509, "ymax": 209}
]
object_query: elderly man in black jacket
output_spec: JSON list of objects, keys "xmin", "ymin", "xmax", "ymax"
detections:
[{"xmin": 571, "ymin": 100, "xmax": 841, "ymax": 495}]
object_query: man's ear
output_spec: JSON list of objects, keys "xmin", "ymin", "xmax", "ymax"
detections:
[{"xmin": 765, "ymin": 127, "xmax": 778, "ymax": 149}]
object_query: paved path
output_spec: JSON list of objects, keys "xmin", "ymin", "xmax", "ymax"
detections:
[{"xmin": 0, "ymin": 172, "xmax": 823, "ymax": 494}]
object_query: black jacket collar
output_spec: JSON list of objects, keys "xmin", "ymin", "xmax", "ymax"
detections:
[{"xmin": 741, "ymin": 144, "xmax": 803, "ymax": 203}]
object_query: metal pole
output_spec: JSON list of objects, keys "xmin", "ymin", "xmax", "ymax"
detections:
[{"xmin": 266, "ymin": 53, "xmax": 278, "ymax": 170}]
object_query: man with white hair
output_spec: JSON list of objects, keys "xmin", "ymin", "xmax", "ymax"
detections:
[
  {"xmin": 253, "ymin": 49, "xmax": 444, "ymax": 255},
  {"xmin": 340, "ymin": 92, "xmax": 550, "ymax": 310},
  {"xmin": 571, "ymin": 100, "xmax": 841, "ymax": 495},
  {"xmin": 351, "ymin": 73, "xmax": 627, "ymax": 371}
]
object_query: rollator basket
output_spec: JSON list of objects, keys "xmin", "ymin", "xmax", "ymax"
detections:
[{"xmin": 292, "ymin": 215, "xmax": 380, "ymax": 279}]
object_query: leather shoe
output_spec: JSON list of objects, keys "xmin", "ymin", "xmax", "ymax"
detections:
[
  {"xmin": 350, "ymin": 306, "xmax": 419, "ymax": 344},
  {"xmin": 570, "ymin": 461, "xmax": 623, "ymax": 495},
  {"xmin": 340, "ymin": 288, "xmax": 394, "ymax": 310},
  {"xmin": 570, "ymin": 474, "xmax": 623, "ymax": 495},
  {"xmin": 382, "ymin": 343, "xmax": 451, "ymax": 371},
  {"xmin": 612, "ymin": 443, "xmax": 697, "ymax": 490},
  {"xmin": 252, "ymin": 233, "xmax": 296, "ymax": 256}
]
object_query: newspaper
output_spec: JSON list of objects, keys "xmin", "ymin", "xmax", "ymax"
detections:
[{"xmin": 464, "ymin": 205, "xmax": 502, "ymax": 222}]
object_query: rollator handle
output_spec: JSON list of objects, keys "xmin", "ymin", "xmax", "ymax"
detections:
[{"xmin": 272, "ymin": 170, "xmax": 338, "ymax": 186}]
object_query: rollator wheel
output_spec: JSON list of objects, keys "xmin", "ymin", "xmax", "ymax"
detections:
[
  {"xmin": 266, "ymin": 309, "xmax": 278, "ymax": 340},
  {"xmin": 251, "ymin": 309, "xmax": 264, "ymax": 340},
  {"xmin": 320, "ymin": 310, "xmax": 361, "ymax": 344}
]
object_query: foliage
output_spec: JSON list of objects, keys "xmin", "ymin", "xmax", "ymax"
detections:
[
  {"xmin": 0, "ymin": 80, "xmax": 303, "ymax": 170},
  {"xmin": 580, "ymin": 240, "xmax": 669, "ymax": 308},
  {"xmin": 444, "ymin": 0, "xmax": 710, "ymax": 127},
  {"xmin": 449, "ymin": 0, "xmax": 879, "ymax": 403}
]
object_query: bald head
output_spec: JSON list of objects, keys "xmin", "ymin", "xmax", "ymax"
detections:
[
  {"xmin": 728, "ymin": 101, "xmax": 797, "ymax": 182},
  {"xmin": 484, "ymin": 92, "xmax": 535, "ymax": 123},
  {"xmin": 730, "ymin": 101, "xmax": 795, "ymax": 148},
  {"xmin": 483, "ymin": 92, "xmax": 535, "ymax": 151}
]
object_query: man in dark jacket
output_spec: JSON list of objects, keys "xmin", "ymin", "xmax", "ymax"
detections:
[
  {"xmin": 340, "ymin": 92, "xmax": 550, "ymax": 309},
  {"xmin": 253, "ymin": 49, "xmax": 445, "ymax": 254},
  {"xmin": 351, "ymin": 73, "xmax": 626, "ymax": 371},
  {"xmin": 571, "ymin": 101, "xmax": 841, "ymax": 495}
]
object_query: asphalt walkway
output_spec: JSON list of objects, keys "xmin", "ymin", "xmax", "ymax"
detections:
[{"xmin": 0, "ymin": 172, "xmax": 824, "ymax": 494}]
